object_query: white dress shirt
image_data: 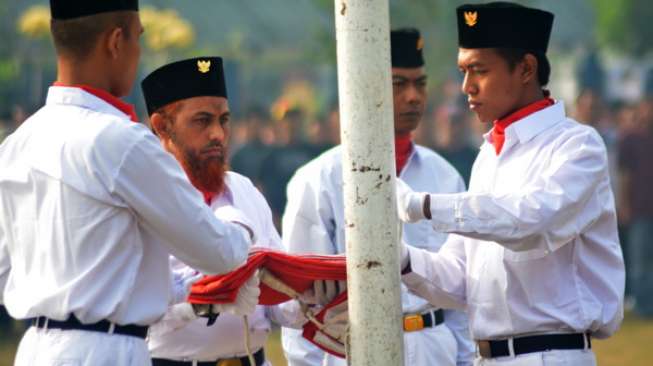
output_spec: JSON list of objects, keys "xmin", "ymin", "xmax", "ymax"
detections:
[
  {"xmin": 0, "ymin": 86, "xmax": 250, "ymax": 326},
  {"xmin": 403, "ymin": 101, "xmax": 625, "ymax": 340},
  {"xmin": 282, "ymin": 144, "xmax": 475, "ymax": 366},
  {"xmin": 148, "ymin": 172, "xmax": 302, "ymax": 362}
]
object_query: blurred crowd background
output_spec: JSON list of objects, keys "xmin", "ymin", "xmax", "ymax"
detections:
[{"xmin": 1, "ymin": 0, "xmax": 653, "ymax": 364}]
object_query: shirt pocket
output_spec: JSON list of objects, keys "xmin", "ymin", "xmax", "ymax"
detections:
[
  {"xmin": 502, "ymin": 244, "xmax": 576, "ymax": 307},
  {"xmin": 467, "ymin": 244, "xmax": 504, "ymax": 305}
]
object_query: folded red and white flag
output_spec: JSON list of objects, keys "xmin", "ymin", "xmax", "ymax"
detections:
[
  {"xmin": 188, "ymin": 248, "xmax": 347, "ymax": 305},
  {"xmin": 302, "ymin": 291, "xmax": 349, "ymax": 358},
  {"xmin": 187, "ymin": 248, "xmax": 349, "ymax": 357}
]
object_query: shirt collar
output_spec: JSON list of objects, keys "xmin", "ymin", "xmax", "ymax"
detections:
[
  {"xmin": 401, "ymin": 143, "xmax": 423, "ymax": 174},
  {"xmin": 510, "ymin": 100, "xmax": 566, "ymax": 144},
  {"xmin": 47, "ymin": 84, "xmax": 138, "ymax": 122},
  {"xmin": 482, "ymin": 100, "xmax": 566, "ymax": 146},
  {"xmin": 207, "ymin": 173, "xmax": 234, "ymax": 207}
]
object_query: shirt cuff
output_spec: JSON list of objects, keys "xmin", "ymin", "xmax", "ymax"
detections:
[{"xmin": 428, "ymin": 193, "xmax": 462, "ymax": 232}]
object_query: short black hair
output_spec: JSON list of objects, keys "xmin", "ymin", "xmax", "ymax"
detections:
[
  {"xmin": 50, "ymin": 11, "xmax": 133, "ymax": 59},
  {"xmin": 494, "ymin": 48, "xmax": 551, "ymax": 86}
]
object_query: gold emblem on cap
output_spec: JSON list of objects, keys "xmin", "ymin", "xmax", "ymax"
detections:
[
  {"xmin": 464, "ymin": 11, "xmax": 478, "ymax": 27},
  {"xmin": 197, "ymin": 60, "xmax": 211, "ymax": 74},
  {"xmin": 417, "ymin": 37, "xmax": 424, "ymax": 51}
]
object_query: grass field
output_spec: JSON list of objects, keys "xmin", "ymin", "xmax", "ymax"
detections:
[{"xmin": 2, "ymin": 312, "xmax": 651, "ymax": 365}]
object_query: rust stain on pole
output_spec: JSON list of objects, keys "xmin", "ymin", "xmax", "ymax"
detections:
[
  {"xmin": 358, "ymin": 165, "xmax": 380, "ymax": 173},
  {"xmin": 340, "ymin": 1, "xmax": 347, "ymax": 16},
  {"xmin": 366, "ymin": 261, "xmax": 381, "ymax": 269},
  {"xmin": 356, "ymin": 260, "xmax": 382, "ymax": 270}
]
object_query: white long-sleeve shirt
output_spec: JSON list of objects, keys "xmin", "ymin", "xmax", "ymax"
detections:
[
  {"xmin": 403, "ymin": 101, "xmax": 625, "ymax": 340},
  {"xmin": 282, "ymin": 144, "xmax": 475, "ymax": 366},
  {"xmin": 148, "ymin": 172, "xmax": 302, "ymax": 361},
  {"xmin": 0, "ymin": 86, "xmax": 250, "ymax": 325}
]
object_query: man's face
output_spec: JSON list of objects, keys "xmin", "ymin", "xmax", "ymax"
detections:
[
  {"xmin": 162, "ymin": 96, "xmax": 231, "ymax": 194},
  {"xmin": 392, "ymin": 67, "xmax": 427, "ymax": 135},
  {"xmin": 458, "ymin": 48, "xmax": 523, "ymax": 123},
  {"xmin": 114, "ymin": 12, "xmax": 143, "ymax": 97}
]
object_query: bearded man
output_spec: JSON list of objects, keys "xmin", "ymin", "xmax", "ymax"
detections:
[{"xmin": 141, "ymin": 57, "xmax": 341, "ymax": 366}]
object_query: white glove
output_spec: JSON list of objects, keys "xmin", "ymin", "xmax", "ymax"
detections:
[
  {"xmin": 395, "ymin": 177, "xmax": 429, "ymax": 223},
  {"xmin": 321, "ymin": 300, "xmax": 348, "ymax": 338},
  {"xmin": 299, "ymin": 280, "xmax": 346, "ymax": 306},
  {"xmin": 310, "ymin": 299, "xmax": 349, "ymax": 357},
  {"xmin": 171, "ymin": 267, "xmax": 202, "ymax": 305},
  {"xmin": 214, "ymin": 205, "xmax": 256, "ymax": 243},
  {"xmin": 211, "ymin": 270, "xmax": 261, "ymax": 316}
]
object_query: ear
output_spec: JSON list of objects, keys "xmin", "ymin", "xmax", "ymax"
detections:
[
  {"xmin": 106, "ymin": 27, "xmax": 124, "ymax": 60},
  {"xmin": 150, "ymin": 112, "xmax": 170, "ymax": 139},
  {"xmin": 520, "ymin": 54, "xmax": 538, "ymax": 84}
]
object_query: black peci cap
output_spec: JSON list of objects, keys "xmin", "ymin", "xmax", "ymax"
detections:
[
  {"xmin": 50, "ymin": 0, "xmax": 139, "ymax": 20},
  {"xmin": 141, "ymin": 57, "xmax": 228, "ymax": 116},
  {"xmin": 457, "ymin": 2, "xmax": 554, "ymax": 53},
  {"xmin": 391, "ymin": 28, "xmax": 425, "ymax": 68}
]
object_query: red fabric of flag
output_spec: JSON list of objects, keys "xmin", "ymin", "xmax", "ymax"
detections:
[{"xmin": 188, "ymin": 248, "xmax": 347, "ymax": 305}]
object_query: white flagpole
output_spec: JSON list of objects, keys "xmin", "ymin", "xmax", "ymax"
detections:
[{"xmin": 334, "ymin": 0, "xmax": 403, "ymax": 365}]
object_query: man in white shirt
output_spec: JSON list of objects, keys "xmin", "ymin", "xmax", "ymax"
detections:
[
  {"xmin": 396, "ymin": 3, "xmax": 625, "ymax": 365},
  {"xmin": 142, "ymin": 57, "xmax": 342, "ymax": 366},
  {"xmin": 281, "ymin": 29, "xmax": 474, "ymax": 366},
  {"xmin": 0, "ymin": 3, "xmax": 251, "ymax": 365}
]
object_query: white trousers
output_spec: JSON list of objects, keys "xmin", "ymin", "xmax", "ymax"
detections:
[
  {"xmin": 282, "ymin": 322, "xmax": 457, "ymax": 366},
  {"xmin": 14, "ymin": 326, "xmax": 151, "ymax": 366},
  {"xmin": 474, "ymin": 349, "xmax": 597, "ymax": 366}
]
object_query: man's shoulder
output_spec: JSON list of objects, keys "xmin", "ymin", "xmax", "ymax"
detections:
[
  {"xmin": 226, "ymin": 171, "xmax": 272, "ymax": 204},
  {"xmin": 294, "ymin": 145, "xmax": 343, "ymax": 176},
  {"xmin": 554, "ymin": 118, "xmax": 607, "ymax": 149},
  {"xmin": 310, "ymin": 145, "xmax": 343, "ymax": 166},
  {"xmin": 5, "ymin": 104, "xmax": 150, "ymax": 161},
  {"xmin": 39, "ymin": 100, "xmax": 128, "ymax": 122},
  {"xmin": 225, "ymin": 171, "xmax": 257, "ymax": 191},
  {"xmin": 283, "ymin": 146, "xmax": 345, "ymax": 197},
  {"xmin": 37, "ymin": 102, "xmax": 147, "ymax": 142},
  {"xmin": 413, "ymin": 144, "xmax": 445, "ymax": 160},
  {"xmin": 224, "ymin": 171, "xmax": 275, "ymax": 230},
  {"xmin": 413, "ymin": 144, "xmax": 463, "ymax": 177}
]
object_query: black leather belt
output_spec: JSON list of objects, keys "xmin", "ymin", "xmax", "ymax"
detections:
[
  {"xmin": 403, "ymin": 309, "xmax": 445, "ymax": 332},
  {"xmin": 477, "ymin": 333, "xmax": 591, "ymax": 358},
  {"xmin": 152, "ymin": 348, "xmax": 265, "ymax": 366},
  {"xmin": 30, "ymin": 316, "xmax": 148, "ymax": 339}
]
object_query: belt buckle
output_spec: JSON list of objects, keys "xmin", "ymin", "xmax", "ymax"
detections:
[
  {"xmin": 216, "ymin": 359, "xmax": 242, "ymax": 366},
  {"xmin": 403, "ymin": 314, "xmax": 424, "ymax": 332},
  {"xmin": 477, "ymin": 340, "xmax": 492, "ymax": 358}
]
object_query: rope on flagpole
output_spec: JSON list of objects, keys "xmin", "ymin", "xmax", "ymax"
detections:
[{"xmin": 242, "ymin": 315, "xmax": 256, "ymax": 366}]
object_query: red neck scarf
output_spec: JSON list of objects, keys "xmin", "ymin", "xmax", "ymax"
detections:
[
  {"xmin": 491, "ymin": 97, "xmax": 554, "ymax": 155},
  {"xmin": 202, "ymin": 191, "xmax": 215, "ymax": 206},
  {"xmin": 53, "ymin": 82, "xmax": 139, "ymax": 122},
  {"xmin": 395, "ymin": 133, "xmax": 413, "ymax": 175}
]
